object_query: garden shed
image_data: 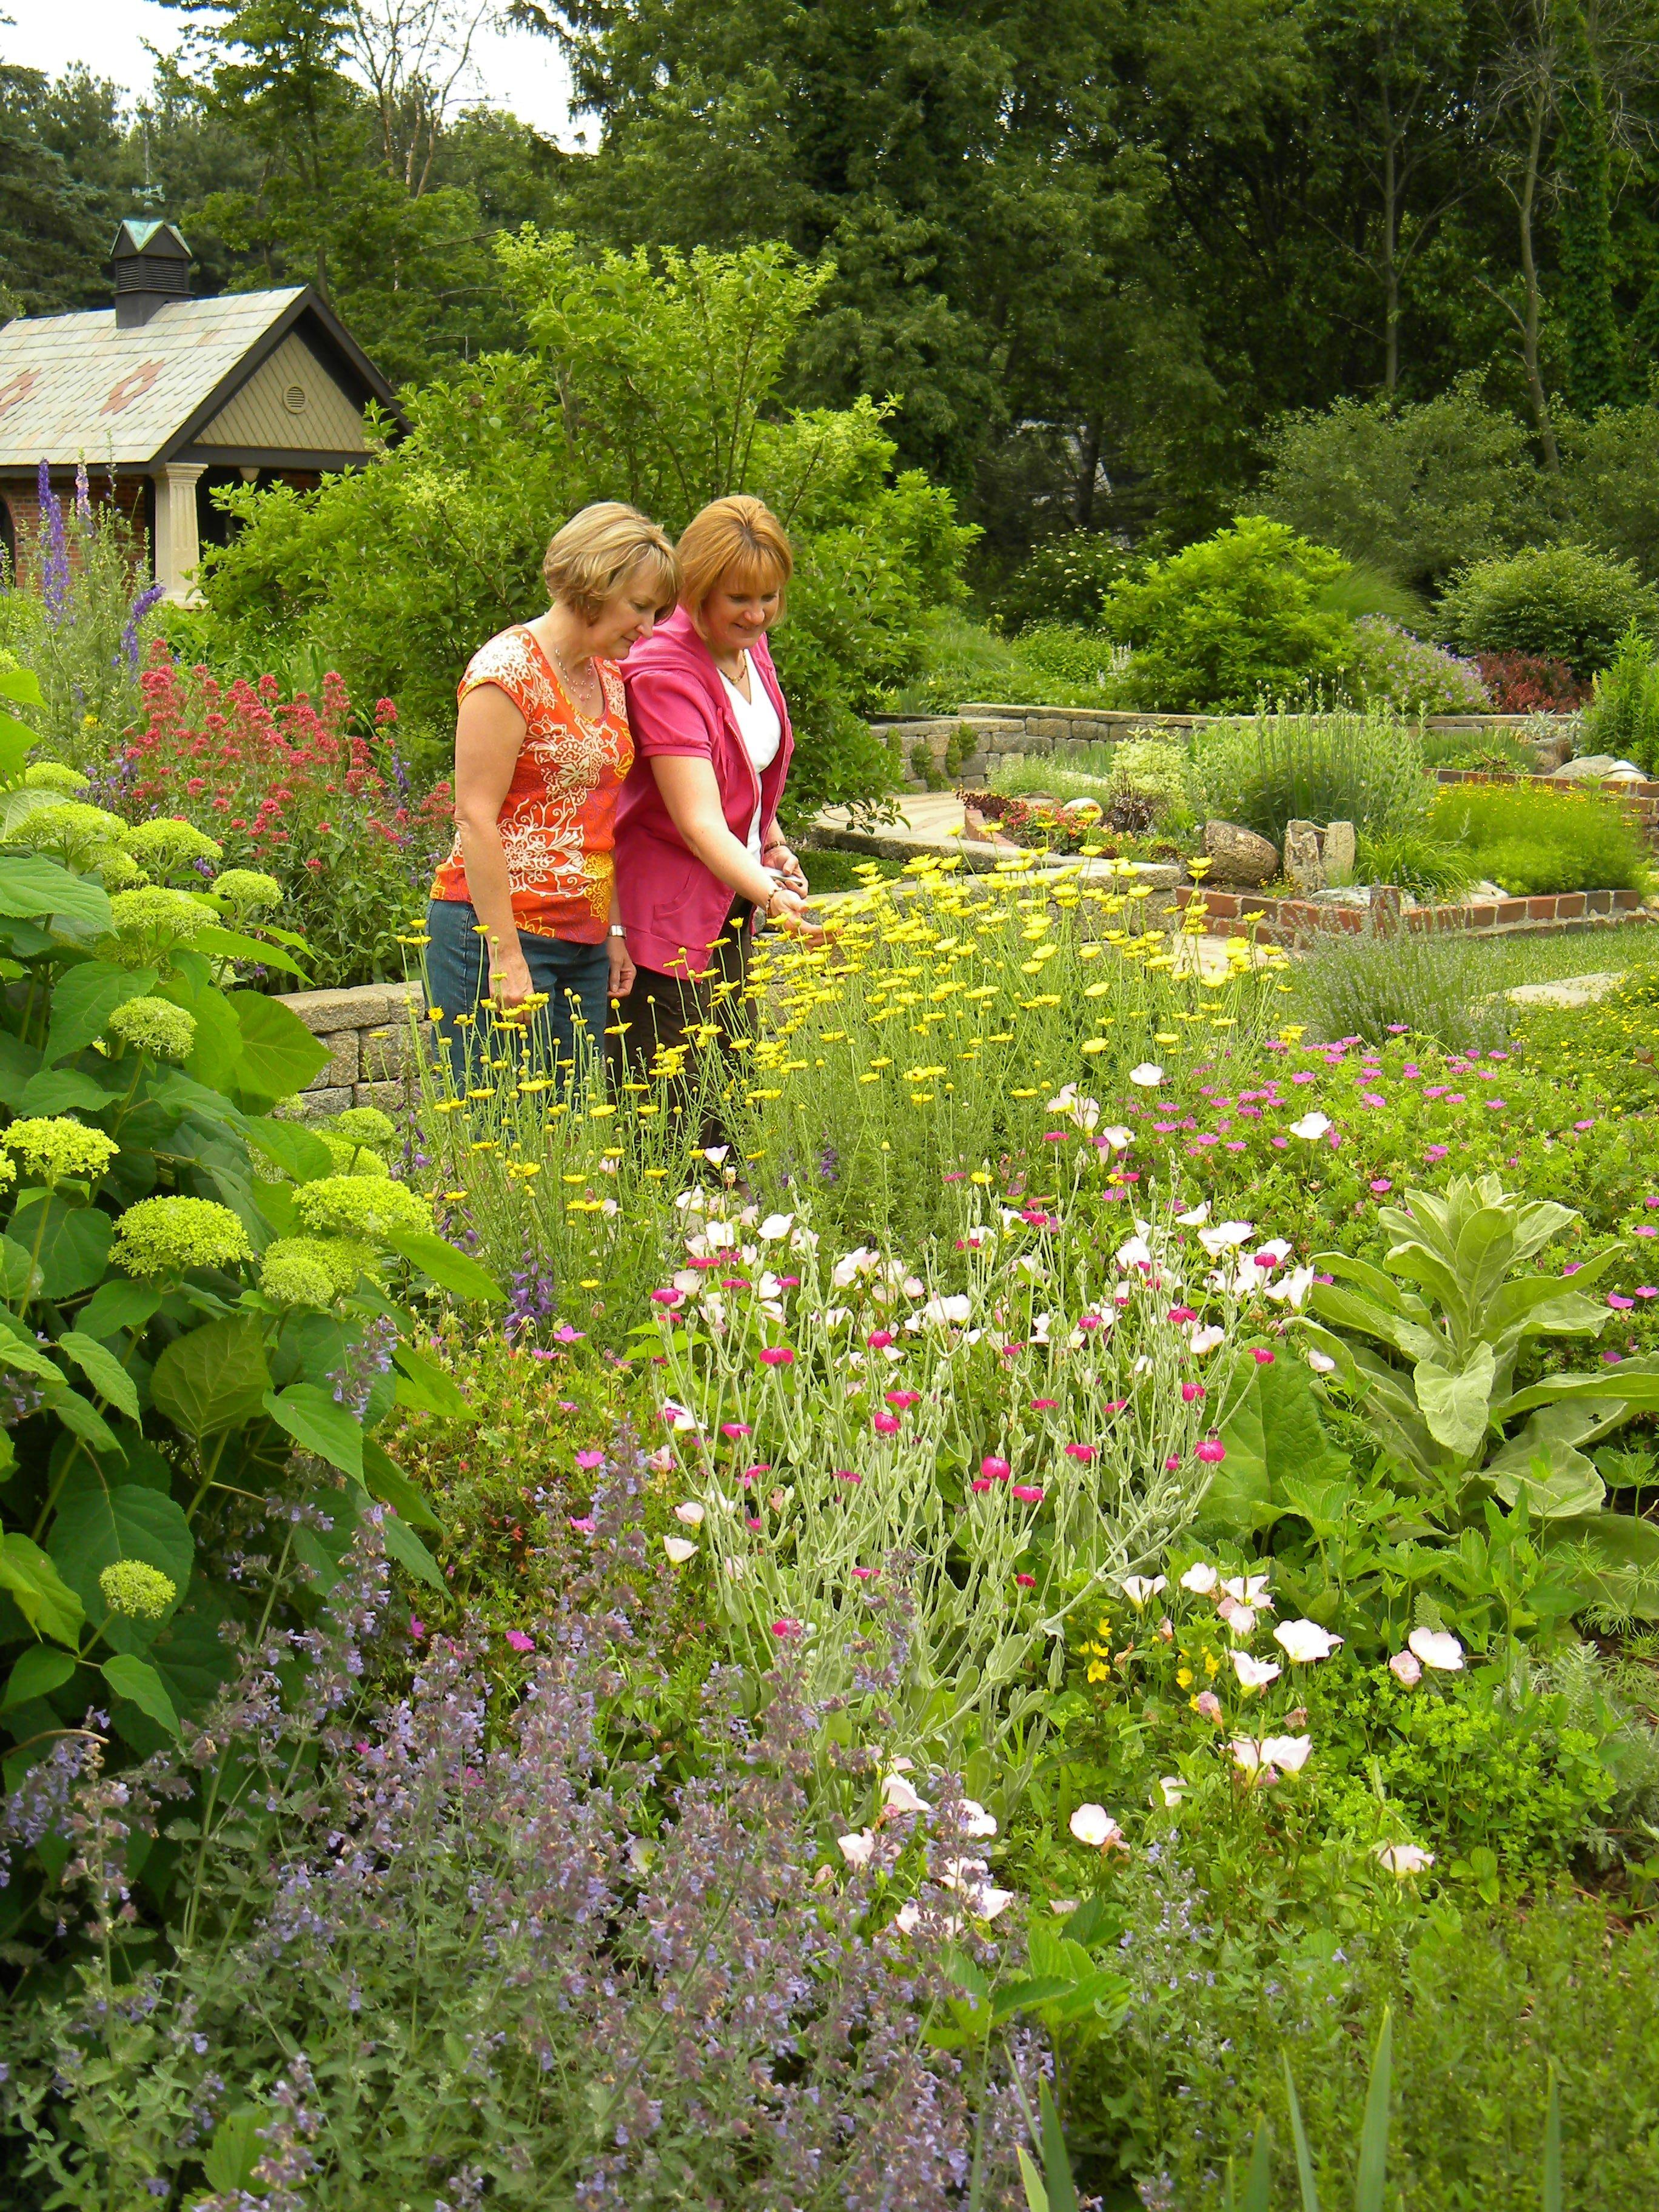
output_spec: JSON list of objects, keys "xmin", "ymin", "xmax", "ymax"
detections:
[{"xmin": 0, "ymin": 220, "xmax": 406, "ymax": 602}]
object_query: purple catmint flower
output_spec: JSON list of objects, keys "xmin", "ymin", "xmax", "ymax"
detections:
[{"xmin": 74, "ymin": 458, "xmax": 91, "ymax": 523}]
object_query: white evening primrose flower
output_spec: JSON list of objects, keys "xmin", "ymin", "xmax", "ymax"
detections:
[
  {"xmin": 1116, "ymin": 1233, "xmax": 1153, "ymax": 1269},
  {"xmin": 758, "ymin": 1212, "xmax": 795, "ymax": 1241},
  {"xmin": 662, "ymin": 1535, "xmax": 699, "ymax": 1564},
  {"xmin": 837, "ymin": 1829, "xmax": 877, "ymax": 1869},
  {"xmin": 1197, "ymin": 1220, "xmax": 1256, "ymax": 1256},
  {"xmin": 1099, "ymin": 1125, "xmax": 1133, "ymax": 1151},
  {"xmin": 1156, "ymin": 1776, "xmax": 1187, "ymax": 1809},
  {"xmin": 1273, "ymin": 1619, "xmax": 1344, "ymax": 1663},
  {"xmin": 1409, "ymin": 1627, "xmax": 1464, "ymax": 1672},
  {"xmin": 1122, "ymin": 1575, "xmax": 1167, "ymax": 1606},
  {"xmin": 1190, "ymin": 1325, "xmax": 1227, "ymax": 1355},
  {"xmin": 881, "ymin": 1772, "xmax": 933, "ymax": 1817},
  {"xmin": 1221, "ymin": 1574, "xmax": 1273, "ymax": 1607},
  {"xmin": 972, "ymin": 1885, "xmax": 1017, "ymax": 1920},
  {"xmin": 1218, "ymin": 1599, "xmax": 1257, "ymax": 1638},
  {"xmin": 893, "ymin": 1902, "xmax": 922, "ymax": 1936},
  {"xmin": 1231, "ymin": 1651, "xmax": 1282, "ymax": 1689},
  {"xmin": 1374, "ymin": 1841, "xmax": 1434, "ymax": 1876},
  {"xmin": 673, "ymin": 1501, "xmax": 705, "ymax": 1527},
  {"xmin": 1261, "ymin": 1734, "xmax": 1312, "ymax": 1772},
  {"xmin": 957, "ymin": 1799, "xmax": 998, "ymax": 1838},
  {"xmin": 1307, "ymin": 1348, "xmax": 1338, "ymax": 1373},
  {"xmin": 1179, "ymin": 1561, "xmax": 1219, "ymax": 1595},
  {"xmin": 1176, "ymin": 1201, "xmax": 1212, "ymax": 1226},
  {"xmin": 703, "ymin": 1145, "xmax": 730, "ymax": 1166},
  {"xmin": 1129, "ymin": 1063, "xmax": 1164, "ymax": 1087},
  {"xmin": 1289, "ymin": 1111, "xmax": 1332, "ymax": 1141},
  {"xmin": 1068, "ymin": 1803, "xmax": 1127, "ymax": 1851},
  {"xmin": 1049, "ymin": 1898, "xmax": 1080, "ymax": 1915}
]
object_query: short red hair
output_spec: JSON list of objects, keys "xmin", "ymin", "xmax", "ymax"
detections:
[{"xmin": 677, "ymin": 495, "xmax": 793, "ymax": 614}]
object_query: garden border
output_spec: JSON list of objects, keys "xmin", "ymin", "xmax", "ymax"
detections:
[{"xmin": 1175, "ymin": 884, "xmax": 1652, "ymax": 947}]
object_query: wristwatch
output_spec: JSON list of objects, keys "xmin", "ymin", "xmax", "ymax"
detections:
[{"xmin": 608, "ymin": 923, "xmax": 626, "ymax": 937}]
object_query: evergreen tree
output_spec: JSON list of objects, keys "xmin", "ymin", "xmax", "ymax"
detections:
[{"xmin": 1552, "ymin": 0, "xmax": 1624, "ymax": 408}]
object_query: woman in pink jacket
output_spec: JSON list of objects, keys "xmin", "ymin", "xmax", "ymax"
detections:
[{"xmin": 612, "ymin": 495, "xmax": 817, "ymax": 1079}]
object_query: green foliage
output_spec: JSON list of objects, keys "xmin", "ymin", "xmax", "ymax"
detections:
[
  {"xmin": 994, "ymin": 536, "xmax": 1137, "ymax": 634},
  {"xmin": 1554, "ymin": 0, "xmax": 1624, "ymax": 414},
  {"xmin": 1103, "ymin": 739, "xmax": 1191, "ymax": 821},
  {"xmin": 1105, "ymin": 519, "xmax": 1357, "ymax": 713},
  {"xmin": 0, "ymin": 720, "xmax": 494, "ymax": 1926},
  {"xmin": 1194, "ymin": 706, "xmax": 1434, "ymax": 845},
  {"xmin": 1259, "ymin": 386, "xmax": 1557, "ymax": 591},
  {"xmin": 1581, "ymin": 622, "xmax": 1659, "ymax": 774},
  {"xmin": 1435, "ymin": 545, "xmax": 1659, "ymax": 676},
  {"xmin": 1351, "ymin": 826, "xmax": 1476, "ymax": 899},
  {"xmin": 198, "ymin": 234, "xmax": 971, "ymax": 822},
  {"xmin": 1429, "ymin": 780, "xmax": 1649, "ymax": 894},
  {"xmin": 1291, "ymin": 913, "xmax": 1503, "ymax": 1051},
  {"xmin": 1013, "ymin": 624, "xmax": 1128, "ymax": 697},
  {"xmin": 1342, "ymin": 617, "xmax": 1491, "ymax": 714},
  {"xmin": 1303, "ymin": 1173, "xmax": 1659, "ymax": 1611}
]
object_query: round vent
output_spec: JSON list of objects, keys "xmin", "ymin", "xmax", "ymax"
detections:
[{"xmin": 283, "ymin": 383, "xmax": 309, "ymax": 415}]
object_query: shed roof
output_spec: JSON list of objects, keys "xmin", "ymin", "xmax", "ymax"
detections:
[{"xmin": 0, "ymin": 287, "xmax": 404, "ymax": 472}]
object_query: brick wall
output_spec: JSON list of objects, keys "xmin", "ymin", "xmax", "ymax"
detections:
[
  {"xmin": 276, "ymin": 980, "xmax": 430, "ymax": 1117},
  {"xmin": 1175, "ymin": 885, "xmax": 1649, "ymax": 947}
]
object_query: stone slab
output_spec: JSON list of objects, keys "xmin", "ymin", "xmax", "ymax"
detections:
[{"xmin": 1506, "ymin": 971, "xmax": 1624, "ymax": 1008}]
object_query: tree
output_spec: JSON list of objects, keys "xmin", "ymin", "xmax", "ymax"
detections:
[
  {"xmin": 0, "ymin": 67, "xmax": 113, "ymax": 315},
  {"xmin": 1552, "ymin": 0, "xmax": 1624, "ymax": 407}
]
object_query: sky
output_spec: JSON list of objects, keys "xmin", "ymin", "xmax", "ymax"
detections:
[{"xmin": 3, "ymin": 0, "xmax": 583, "ymax": 144}]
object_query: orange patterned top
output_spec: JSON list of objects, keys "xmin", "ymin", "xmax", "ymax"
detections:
[{"xmin": 431, "ymin": 625, "xmax": 634, "ymax": 943}]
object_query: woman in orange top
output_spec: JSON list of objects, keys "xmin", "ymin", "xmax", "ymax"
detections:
[{"xmin": 426, "ymin": 501, "xmax": 679, "ymax": 1087}]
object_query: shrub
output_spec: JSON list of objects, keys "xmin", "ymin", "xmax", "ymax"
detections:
[
  {"xmin": 1580, "ymin": 622, "xmax": 1659, "ymax": 773},
  {"xmin": 1290, "ymin": 909, "xmax": 1508, "ymax": 1047},
  {"xmin": 0, "ymin": 464, "xmax": 165, "ymax": 766},
  {"xmin": 106, "ymin": 655, "xmax": 449, "ymax": 990},
  {"xmin": 1560, "ymin": 398, "xmax": 1659, "ymax": 578},
  {"xmin": 1103, "ymin": 737, "xmax": 1191, "ymax": 820},
  {"xmin": 1193, "ymin": 706, "xmax": 1435, "ymax": 844},
  {"xmin": 1259, "ymin": 383, "xmax": 1558, "ymax": 588},
  {"xmin": 1435, "ymin": 544, "xmax": 1659, "ymax": 675},
  {"xmin": 1346, "ymin": 615, "xmax": 1490, "ymax": 712},
  {"xmin": 1475, "ymin": 651, "xmax": 1588, "ymax": 714},
  {"xmin": 1430, "ymin": 779, "xmax": 1649, "ymax": 893},
  {"xmin": 993, "ymin": 532, "xmax": 1136, "ymax": 631},
  {"xmin": 1105, "ymin": 517, "xmax": 1357, "ymax": 711},
  {"xmin": 1013, "ymin": 621, "xmax": 1128, "ymax": 694}
]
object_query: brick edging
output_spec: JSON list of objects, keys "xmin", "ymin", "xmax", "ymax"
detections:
[{"xmin": 1175, "ymin": 885, "xmax": 1651, "ymax": 946}]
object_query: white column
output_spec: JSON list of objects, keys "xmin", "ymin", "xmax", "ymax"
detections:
[{"xmin": 152, "ymin": 463, "xmax": 206, "ymax": 605}]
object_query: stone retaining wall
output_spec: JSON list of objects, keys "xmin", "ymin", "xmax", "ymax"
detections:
[
  {"xmin": 1175, "ymin": 884, "xmax": 1651, "ymax": 948},
  {"xmin": 276, "ymin": 980, "xmax": 428, "ymax": 1116},
  {"xmin": 872, "ymin": 705, "xmax": 1545, "ymax": 793}
]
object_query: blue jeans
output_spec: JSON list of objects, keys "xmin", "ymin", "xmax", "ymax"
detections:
[{"xmin": 424, "ymin": 899, "xmax": 611, "ymax": 1093}]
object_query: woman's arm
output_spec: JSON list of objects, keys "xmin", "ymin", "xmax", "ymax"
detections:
[
  {"xmin": 606, "ymin": 883, "xmax": 635, "ymax": 1001},
  {"xmin": 452, "ymin": 683, "xmax": 534, "ymax": 1007},
  {"xmin": 649, "ymin": 757, "xmax": 816, "ymax": 933}
]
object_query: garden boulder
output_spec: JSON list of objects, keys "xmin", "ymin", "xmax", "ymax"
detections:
[{"xmin": 1202, "ymin": 820, "xmax": 1278, "ymax": 886}]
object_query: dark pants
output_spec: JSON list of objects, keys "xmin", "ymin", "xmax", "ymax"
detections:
[
  {"xmin": 424, "ymin": 897, "xmax": 611, "ymax": 1093},
  {"xmin": 612, "ymin": 901, "xmax": 754, "ymax": 1144}
]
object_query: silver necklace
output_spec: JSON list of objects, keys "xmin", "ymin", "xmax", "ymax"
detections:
[{"xmin": 545, "ymin": 631, "xmax": 603, "ymax": 720}]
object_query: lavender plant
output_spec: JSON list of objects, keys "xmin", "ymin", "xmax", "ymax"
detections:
[
  {"xmin": 1, "ymin": 1476, "xmax": 1045, "ymax": 2212},
  {"xmin": 0, "ymin": 464, "xmax": 165, "ymax": 768}
]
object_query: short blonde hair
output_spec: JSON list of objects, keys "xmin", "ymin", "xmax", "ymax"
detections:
[
  {"xmin": 677, "ymin": 495, "xmax": 793, "ymax": 616},
  {"xmin": 543, "ymin": 501, "xmax": 680, "ymax": 622}
]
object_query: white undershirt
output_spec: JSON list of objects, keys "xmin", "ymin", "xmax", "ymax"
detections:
[{"xmin": 721, "ymin": 654, "xmax": 783, "ymax": 862}]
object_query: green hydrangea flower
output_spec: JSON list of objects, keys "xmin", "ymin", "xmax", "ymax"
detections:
[
  {"xmin": 98, "ymin": 1560, "xmax": 178, "ymax": 1620},
  {"xmin": 106, "ymin": 996, "xmax": 197, "ymax": 1064},
  {"xmin": 293, "ymin": 1174, "xmax": 431, "ymax": 1244},
  {"xmin": 13, "ymin": 800, "xmax": 130, "ymax": 868},
  {"xmin": 108, "ymin": 886, "xmax": 216, "ymax": 966},
  {"xmin": 317, "ymin": 1130, "xmax": 390, "ymax": 1178},
  {"xmin": 260, "ymin": 1234, "xmax": 378, "ymax": 1305},
  {"xmin": 332, "ymin": 1106, "xmax": 397, "ymax": 1152},
  {"xmin": 112, "ymin": 1195, "xmax": 254, "ymax": 1278},
  {"xmin": 97, "ymin": 848, "xmax": 144, "ymax": 889},
  {"xmin": 212, "ymin": 869, "xmax": 283, "ymax": 914},
  {"xmin": 4, "ymin": 1116, "xmax": 118, "ymax": 1183},
  {"xmin": 22, "ymin": 761, "xmax": 89, "ymax": 794},
  {"xmin": 121, "ymin": 817, "xmax": 224, "ymax": 877}
]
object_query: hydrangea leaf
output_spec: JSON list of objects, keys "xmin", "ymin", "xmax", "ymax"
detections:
[
  {"xmin": 362, "ymin": 1435, "xmax": 442, "ymax": 1530},
  {"xmin": 43, "ymin": 959, "xmax": 155, "ymax": 1067},
  {"xmin": 101, "ymin": 1653, "xmax": 180, "ymax": 1738},
  {"xmin": 50, "ymin": 1481, "xmax": 193, "ymax": 1654},
  {"xmin": 375, "ymin": 1501, "xmax": 444, "ymax": 1591},
  {"xmin": 2, "ymin": 1643, "xmax": 77, "ymax": 1709},
  {"xmin": 191, "ymin": 923, "xmax": 311, "ymax": 984},
  {"xmin": 17, "ymin": 1068, "xmax": 118, "ymax": 1116},
  {"xmin": 0, "ymin": 1530, "xmax": 84, "ymax": 1646},
  {"xmin": 0, "ymin": 854, "xmax": 112, "ymax": 933},
  {"xmin": 226, "ymin": 991, "xmax": 328, "ymax": 1105},
  {"xmin": 387, "ymin": 1228, "xmax": 505, "ymax": 1304},
  {"xmin": 262, "ymin": 1382, "xmax": 364, "ymax": 1480},
  {"xmin": 33, "ymin": 1201, "xmax": 114, "ymax": 1301},
  {"xmin": 243, "ymin": 1114, "xmax": 335, "ymax": 1186},
  {"xmin": 151, "ymin": 1314, "xmax": 271, "ymax": 1437},
  {"xmin": 58, "ymin": 1332, "xmax": 142, "ymax": 1422},
  {"xmin": 74, "ymin": 1280, "xmax": 161, "ymax": 1342},
  {"xmin": 390, "ymin": 1340, "xmax": 476, "ymax": 1420}
]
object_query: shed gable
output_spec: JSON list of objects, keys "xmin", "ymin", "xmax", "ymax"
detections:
[{"xmin": 193, "ymin": 330, "xmax": 370, "ymax": 457}]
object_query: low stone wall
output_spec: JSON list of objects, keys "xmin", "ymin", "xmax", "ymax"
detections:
[
  {"xmin": 276, "ymin": 980, "xmax": 429, "ymax": 1116},
  {"xmin": 872, "ymin": 705, "xmax": 1545, "ymax": 793},
  {"xmin": 1176, "ymin": 883, "xmax": 1651, "ymax": 948}
]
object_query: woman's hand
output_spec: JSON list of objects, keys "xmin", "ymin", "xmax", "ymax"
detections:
[
  {"xmin": 763, "ymin": 840, "xmax": 808, "ymax": 897},
  {"xmin": 607, "ymin": 931, "xmax": 637, "ymax": 1001},
  {"xmin": 491, "ymin": 946, "xmax": 535, "ymax": 1010},
  {"xmin": 764, "ymin": 883, "xmax": 824, "ymax": 947}
]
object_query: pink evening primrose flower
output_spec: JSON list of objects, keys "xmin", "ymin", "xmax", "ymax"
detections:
[
  {"xmin": 1388, "ymin": 1650, "xmax": 1423, "ymax": 1687},
  {"xmin": 721, "ymin": 1421, "xmax": 752, "ymax": 1439},
  {"xmin": 1609, "ymin": 1294, "xmax": 1636, "ymax": 1310},
  {"xmin": 1370, "ymin": 1179, "xmax": 1392, "ymax": 1194}
]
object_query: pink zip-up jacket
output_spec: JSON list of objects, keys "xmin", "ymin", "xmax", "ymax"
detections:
[{"xmin": 614, "ymin": 606, "xmax": 795, "ymax": 977}]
